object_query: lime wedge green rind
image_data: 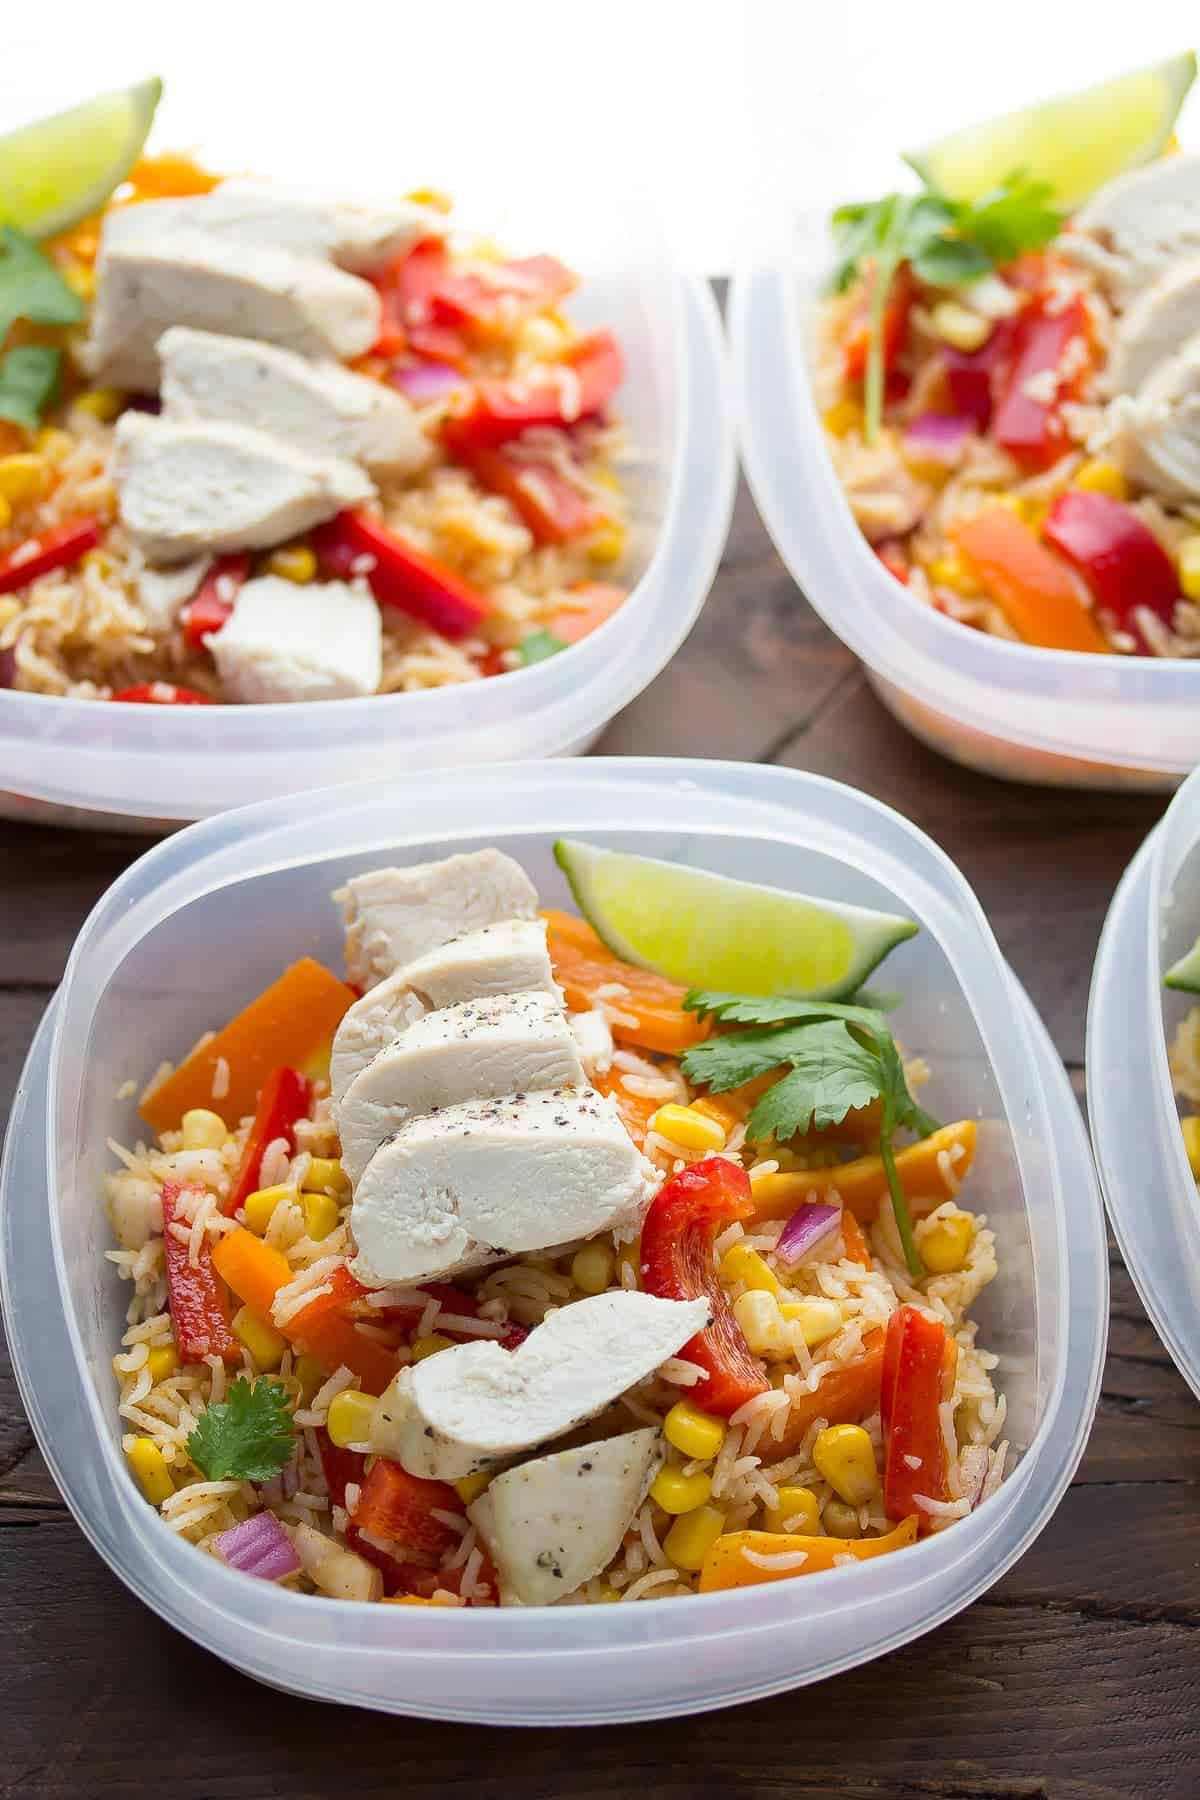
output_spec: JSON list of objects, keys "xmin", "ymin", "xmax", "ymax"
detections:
[
  {"xmin": 554, "ymin": 839, "xmax": 919, "ymax": 1000},
  {"xmin": 1165, "ymin": 934, "xmax": 1200, "ymax": 992},
  {"xmin": 0, "ymin": 77, "xmax": 163, "ymax": 240},
  {"xmin": 903, "ymin": 52, "xmax": 1196, "ymax": 210}
]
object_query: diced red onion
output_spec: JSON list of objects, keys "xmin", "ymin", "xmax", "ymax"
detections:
[
  {"xmin": 775, "ymin": 1202, "xmax": 842, "ymax": 1267},
  {"xmin": 389, "ymin": 360, "xmax": 466, "ymax": 403},
  {"xmin": 213, "ymin": 1510, "xmax": 301, "ymax": 1582},
  {"xmin": 902, "ymin": 411, "xmax": 973, "ymax": 466},
  {"xmin": 0, "ymin": 646, "xmax": 17, "ymax": 689}
]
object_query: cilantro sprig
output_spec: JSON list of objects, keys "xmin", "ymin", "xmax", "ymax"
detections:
[
  {"xmin": 0, "ymin": 345, "xmax": 61, "ymax": 432},
  {"xmin": 830, "ymin": 170, "xmax": 1064, "ymax": 444},
  {"xmin": 0, "ymin": 229, "xmax": 84, "ymax": 433},
  {"xmin": 187, "ymin": 1376, "xmax": 295, "ymax": 1482},
  {"xmin": 681, "ymin": 991, "xmax": 937, "ymax": 1278}
]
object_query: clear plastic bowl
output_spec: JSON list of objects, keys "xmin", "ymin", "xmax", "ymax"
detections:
[
  {"xmin": 0, "ymin": 188, "xmax": 734, "ymax": 829},
  {"xmin": 1, "ymin": 757, "xmax": 1107, "ymax": 1722},
  {"xmin": 1088, "ymin": 765, "xmax": 1200, "ymax": 1398},
  {"xmin": 729, "ymin": 207, "xmax": 1199, "ymax": 791}
]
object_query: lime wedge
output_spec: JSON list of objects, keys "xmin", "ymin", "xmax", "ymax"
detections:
[
  {"xmin": 1165, "ymin": 935, "xmax": 1200, "ymax": 992},
  {"xmin": 0, "ymin": 78, "xmax": 163, "ymax": 239},
  {"xmin": 554, "ymin": 839, "xmax": 918, "ymax": 999},
  {"xmin": 904, "ymin": 53, "xmax": 1197, "ymax": 209}
]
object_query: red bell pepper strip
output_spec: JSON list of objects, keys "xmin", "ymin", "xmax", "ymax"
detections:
[
  {"xmin": 370, "ymin": 239, "xmax": 471, "ymax": 367},
  {"xmin": 640, "ymin": 1157, "xmax": 769, "ymax": 1418},
  {"xmin": 881, "ymin": 1304, "xmax": 958, "ymax": 1532},
  {"xmin": 110, "ymin": 682, "xmax": 215, "ymax": 705},
  {"xmin": 352, "ymin": 1456, "xmax": 465, "ymax": 1556},
  {"xmin": 842, "ymin": 265, "xmax": 914, "ymax": 386},
  {"xmin": 315, "ymin": 1428, "xmax": 366, "ymax": 1512},
  {"xmin": 992, "ymin": 296, "xmax": 1090, "ymax": 469},
  {"xmin": 311, "ymin": 510, "xmax": 490, "ymax": 639},
  {"xmin": 874, "ymin": 541, "xmax": 909, "ymax": 585},
  {"xmin": 459, "ymin": 444, "xmax": 604, "ymax": 544},
  {"xmin": 430, "ymin": 254, "xmax": 577, "ymax": 337},
  {"xmin": 443, "ymin": 331, "xmax": 624, "ymax": 453},
  {"xmin": 1042, "ymin": 490, "xmax": 1180, "ymax": 651},
  {"xmin": 0, "ymin": 517, "xmax": 102, "ymax": 595},
  {"xmin": 159, "ymin": 1182, "xmax": 241, "ymax": 1365},
  {"xmin": 181, "ymin": 553, "xmax": 251, "ymax": 650},
  {"xmin": 941, "ymin": 315, "xmax": 1014, "ymax": 431},
  {"xmin": 223, "ymin": 1065, "xmax": 311, "ymax": 1216}
]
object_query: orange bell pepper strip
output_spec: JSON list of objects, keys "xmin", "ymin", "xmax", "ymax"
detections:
[
  {"xmin": 548, "ymin": 583, "xmax": 628, "ymax": 644},
  {"xmin": 698, "ymin": 1515, "xmax": 919, "ymax": 1591},
  {"xmin": 949, "ymin": 508, "xmax": 1110, "ymax": 654},
  {"xmin": 771, "ymin": 1329, "xmax": 886, "ymax": 1455},
  {"xmin": 211, "ymin": 1230, "xmax": 398, "ymax": 1394},
  {"xmin": 126, "ymin": 154, "xmax": 221, "ymax": 198},
  {"xmin": 541, "ymin": 910, "xmax": 709, "ymax": 1057},
  {"xmin": 352, "ymin": 1458, "xmax": 465, "ymax": 1557},
  {"xmin": 140, "ymin": 959, "xmax": 358, "ymax": 1134},
  {"xmin": 747, "ymin": 1120, "xmax": 976, "ymax": 1225},
  {"xmin": 838, "ymin": 1209, "xmax": 872, "ymax": 1266},
  {"xmin": 592, "ymin": 1066, "xmax": 661, "ymax": 1147}
]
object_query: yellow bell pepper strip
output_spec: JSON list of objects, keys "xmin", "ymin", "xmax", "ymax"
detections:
[
  {"xmin": 698, "ymin": 1515, "xmax": 919, "ymax": 1591},
  {"xmin": 211, "ymin": 1229, "xmax": 398, "ymax": 1395},
  {"xmin": 771, "ymin": 1330, "xmax": 886, "ymax": 1456},
  {"xmin": 748, "ymin": 1119, "xmax": 976, "ymax": 1225},
  {"xmin": 541, "ymin": 909, "xmax": 709, "ymax": 1057},
  {"xmin": 881, "ymin": 1305, "xmax": 959, "ymax": 1534},
  {"xmin": 949, "ymin": 507, "xmax": 1110, "ymax": 653},
  {"xmin": 140, "ymin": 958, "xmax": 357, "ymax": 1134},
  {"xmin": 159, "ymin": 1182, "xmax": 240, "ymax": 1365}
]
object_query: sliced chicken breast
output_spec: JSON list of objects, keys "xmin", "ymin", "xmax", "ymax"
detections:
[
  {"xmin": 114, "ymin": 412, "xmax": 374, "ymax": 564},
  {"xmin": 158, "ymin": 327, "xmax": 428, "ymax": 479},
  {"xmin": 1103, "ymin": 332, "xmax": 1200, "ymax": 499},
  {"xmin": 350, "ymin": 1086, "xmax": 656, "ymax": 1285},
  {"xmin": 329, "ymin": 918, "xmax": 557, "ymax": 1107},
  {"xmin": 1068, "ymin": 155, "xmax": 1200, "ymax": 307},
  {"xmin": 1109, "ymin": 254, "xmax": 1200, "ymax": 394},
  {"xmin": 337, "ymin": 990, "xmax": 585, "ymax": 1184},
  {"xmin": 83, "ymin": 231, "xmax": 382, "ymax": 390},
  {"xmin": 468, "ymin": 1429, "xmax": 664, "ymax": 1605},
  {"xmin": 370, "ymin": 1290, "xmax": 710, "ymax": 1479},
  {"xmin": 205, "ymin": 574, "xmax": 382, "ymax": 703},
  {"xmin": 336, "ymin": 851, "xmax": 539, "ymax": 991}
]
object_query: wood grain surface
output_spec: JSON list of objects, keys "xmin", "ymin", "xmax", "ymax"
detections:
[{"xmin": 1, "ymin": 467, "xmax": 1194, "ymax": 1800}]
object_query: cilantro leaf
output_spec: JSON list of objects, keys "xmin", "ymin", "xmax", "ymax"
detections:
[
  {"xmin": 0, "ymin": 345, "xmax": 61, "ymax": 432},
  {"xmin": 744, "ymin": 1020, "xmax": 885, "ymax": 1141},
  {"xmin": 684, "ymin": 990, "xmax": 888, "ymax": 1031},
  {"xmin": 909, "ymin": 234, "xmax": 991, "ymax": 287},
  {"xmin": 187, "ymin": 1376, "xmax": 295, "ymax": 1482},
  {"xmin": 956, "ymin": 171, "xmax": 1063, "ymax": 266},
  {"xmin": 0, "ymin": 228, "xmax": 85, "ymax": 342}
]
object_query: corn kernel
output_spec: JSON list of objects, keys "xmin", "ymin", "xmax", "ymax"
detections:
[
  {"xmin": 919, "ymin": 1211, "xmax": 975, "ymax": 1274},
  {"xmin": 302, "ymin": 1156, "xmax": 349, "ymax": 1198},
  {"xmin": 571, "ymin": 1241, "xmax": 615, "ymax": 1295},
  {"xmin": 145, "ymin": 1344, "xmax": 179, "ymax": 1384},
  {"xmin": 267, "ymin": 544, "xmax": 317, "ymax": 584},
  {"xmin": 1073, "ymin": 459, "xmax": 1127, "ymax": 501},
  {"xmin": 63, "ymin": 261, "xmax": 96, "ymax": 301},
  {"xmin": 231, "ymin": 1305, "xmax": 287, "ymax": 1372},
  {"xmin": 405, "ymin": 187, "xmax": 453, "ymax": 213},
  {"xmin": 35, "ymin": 426, "xmax": 73, "ymax": 463},
  {"xmin": 721, "ymin": 1242, "xmax": 779, "ymax": 1295},
  {"xmin": 180, "ymin": 1107, "xmax": 228, "ymax": 1151},
  {"xmin": 126, "ymin": 1436, "xmax": 174, "ymax": 1506},
  {"xmin": 412, "ymin": 1333, "xmax": 455, "ymax": 1361},
  {"xmin": 823, "ymin": 1499, "xmax": 862, "ymax": 1539},
  {"xmin": 648, "ymin": 1103, "xmax": 727, "ymax": 1153},
  {"xmin": 326, "ymin": 1388, "xmax": 377, "ymax": 1449},
  {"xmin": 592, "ymin": 1582, "xmax": 622, "ymax": 1603},
  {"xmin": 0, "ymin": 496, "xmax": 11, "ymax": 533},
  {"xmin": 779, "ymin": 1295, "xmax": 843, "ymax": 1348},
  {"xmin": 615, "ymin": 1238, "xmax": 642, "ymax": 1291},
  {"xmin": 823, "ymin": 397, "xmax": 863, "ymax": 438},
  {"xmin": 300, "ymin": 1189, "xmax": 340, "ymax": 1242},
  {"xmin": 663, "ymin": 1400, "xmax": 726, "ymax": 1462},
  {"xmin": 651, "ymin": 1466, "xmax": 713, "ymax": 1515},
  {"xmin": 926, "ymin": 553, "xmax": 976, "ymax": 596},
  {"xmin": 1179, "ymin": 537, "xmax": 1200, "ymax": 602},
  {"xmin": 241, "ymin": 1184, "xmax": 293, "ymax": 1235},
  {"xmin": 1182, "ymin": 1116, "xmax": 1200, "ymax": 1181},
  {"xmin": 587, "ymin": 519, "xmax": 626, "ymax": 565},
  {"xmin": 813, "ymin": 1423, "xmax": 878, "ymax": 1506},
  {"xmin": 664, "ymin": 1504, "xmax": 727, "ymax": 1572},
  {"xmin": 454, "ymin": 1471, "xmax": 491, "ymax": 1504},
  {"xmin": 0, "ymin": 453, "xmax": 48, "ymax": 505},
  {"xmin": 733, "ymin": 1288, "xmax": 791, "ymax": 1360},
  {"xmin": 294, "ymin": 1354, "xmax": 326, "ymax": 1405},
  {"xmin": 930, "ymin": 300, "xmax": 991, "ymax": 353},
  {"xmin": 765, "ymin": 1485, "xmax": 821, "ymax": 1535},
  {"xmin": 73, "ymin": 387, "xmax": 125, "ymax": 423}
]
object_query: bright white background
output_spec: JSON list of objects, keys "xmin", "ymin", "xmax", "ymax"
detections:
[{"xmin": 2, "ymin": 0, "xmax": 1198, "ymax": 271}]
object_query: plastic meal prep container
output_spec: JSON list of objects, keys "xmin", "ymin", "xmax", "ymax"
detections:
[
  {"xmin": 1088, "ymin": 765, "xmax": 1200, "ymax": 1398},
  {"xmin": 1, "ymin": 756, "xmax": 1107, "ymax": 1722},
  {"xmin": 729, "ymin": 203, "xmax": 1200, "ymax": 791},
  {"xmin": 0, "ymin": 184, "xmax": 735, "ymax": 830}
]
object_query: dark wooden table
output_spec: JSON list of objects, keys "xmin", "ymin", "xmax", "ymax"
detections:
[{"xmin": 2, "ymin": 472, "xmax": 1196, "ymax": 1800}]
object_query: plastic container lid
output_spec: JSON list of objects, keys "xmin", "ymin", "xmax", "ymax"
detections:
[
  {"xmin": 1, "ymin": 757, "xmax": 1107, "ymax": 1721},
  {"xmin": 729, "ymin": 202, "xmax": 1199, "ymax": 791},
  {"xmin": 1088, "ymin": 766, "xmax": 1200, "ymax": 1397}
]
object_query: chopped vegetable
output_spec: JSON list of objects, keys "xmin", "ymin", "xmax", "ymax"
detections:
[
  {"xmin": 352, "ymin": 1456, "xmax": 465, "ymax": 1556},
  {"xmin": 370, "ymin": 238, "xmax": 470, "ymax": 366},
  {"xmin": 941, "ymin": 318, "xmax": 1015, "ymax": 430},
  {"xmin": 770, "ymin": 1330, "xmax": 886, "ymax": 1454},
  {"xmin": 518, "ymin": 627, "xmax": 567, "ymax": 665},
  {"xmin": 181, "ymin": 552, "xmax": 250, "ymax": 649},
  {"xmin": 428, "ymin": 253, "xmax": 576, "ymax": 337},
  {"xmin": 0, "ymin": 226, "xmax": 85, "ymax": 339},
  {"xmin": 315, "ymin": 1426, "xmax": 365, "ymax": 1510},
  {"xmin": 901, "ymin": 410, "xmax": 973, "ymax": 472},
  {"xmin": 881, "ymin": 1304, "xmax": 958, "ymax": 1532},
  {"xmin": 639, "ymin": 1156, "xmax": 770, "ymax": 1418},
  {"xmin": 0, "ymin": 345, "xmax": 61, "ymax": 432},
  {"xmin": 838, "ymin": 1209, "xmax": 872, "ymax": 1267},
  {"xmin": 388, "ymin": 358, "xmax": 467, "ymax": 403},
  {"xmin": 159, "ymin": 1181, "xmax": 240, "ymax": 1366},
  {"xmin": 991, "ymin": 296, "xmax": 1090, "ymax": 469},
  {"xmin": 547, "ymin": 583, "xmax": 627, "ymax": 644},
  {"xmin": 443, "ymin": 331, "xmax": 623, "ymax": 452},
  {"xmin": 746, "ymin": 1119, "xmax": 977, "ymax": 1226},
  {"xmin": 187, "ymin": 1375, "xmax": 295, "ymax": 1481},
  {"xmin": 459, "ymin": 444, "xmax": 604, "ymax": 544},
  {"xmin": 698, "ymin": 1515, "xmax": 919, "ymax": 1590},
  {"xmin": 213, "ymin": 1510, "xmax": 302, "ymax": 1581},
  {"xmin": 775, "ymin": 1202, "xmax": 842, "ymax": 1267},
  {"xmin": 0, "ymin": 517, "xmax": 101, "ymax": 595},
  {"xmin": 140, "ymin": 957, "xmax": 356, "ymax": 1134},
  {"xmin": 109, "ymin": 681, "xmax": 215, "ymax": 705},
  {"xmin": 543, "ymin": 909, "xmax": 707, "ymax": 1056},
  {"xmin": 311, "ymin": 509, "xmax": 490, "ymax": 639},
  {"xmin": 292, "ymin": 1519, "xmax": 383, "ymax": 1603},
  {"xmin": 1042, "ymin": 490, "xmax": 1180, "ymax": 650},
  {"xmin": 223, "ymin": 1065, "xmax": 311, "ymax": 1217},
  {"xmin": 949, "ymin": 506, "xmax": 1110, "ymax": 652}
]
